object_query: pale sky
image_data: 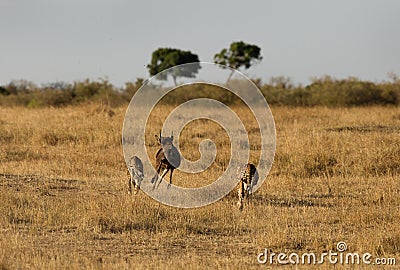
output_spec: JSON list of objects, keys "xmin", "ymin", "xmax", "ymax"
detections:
[{"xmin": 1, "ymin": 0, "xmax": 399, "ymax": 87}]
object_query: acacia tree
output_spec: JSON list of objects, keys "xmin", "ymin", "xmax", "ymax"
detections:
[
  {"xmin": 214, "ymin": 41, "xmax": 262, "ymax": 81},
  {"xmin": 147, "ymin": 48, "xmax": 201, "ymax": 86}
]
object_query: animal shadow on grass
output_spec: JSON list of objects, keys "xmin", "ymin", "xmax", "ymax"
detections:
[
  {"xmin": 250, "ymin": 194, "xmax": 334, "ymax": 208},
  {"xmin": 326, "ymin": 125, "xmax": 400, "ymax": 133}
]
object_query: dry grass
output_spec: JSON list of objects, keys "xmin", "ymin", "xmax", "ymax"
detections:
[{"xmin": 0, "ymin": 103, "xmax": 399, "ymax": 269}]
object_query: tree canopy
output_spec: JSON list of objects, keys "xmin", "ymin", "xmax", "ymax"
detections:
[
  {"xmin": 147, "ymin": 48, "xmax": 201, "ymax": 85},
  {"xmin": 214, "ymin": 41, "xmax": 262, "ymax": 80}
]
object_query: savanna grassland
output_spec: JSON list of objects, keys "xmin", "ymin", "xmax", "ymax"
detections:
[{"xmin": 0, "ymin": 103, "xmax": 399, "ymax": 269}]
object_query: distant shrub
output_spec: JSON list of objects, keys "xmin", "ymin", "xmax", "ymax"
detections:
[
  {"xmin": 0, "ymin": 86, "xmax": 9, "ymax": 95},
  {"xmin": 261, "ymin": 86, "xmax": 290, "ymax": 105},
  {"xmin": 122, "ymin": 78, "xmax": 144, "ymax": 102},
  {"xmin": 378, "ymin": 82, "xmax": 399, "ymax": 105},
  {"xmin": 72, "ymin": 79, "xmax": 111, "ymax": 102},
  {"xmin": 0, "ymin": 76, "xmax": 398, "ymax": 107},
  {"xmin": 306, "ymin": 76, "xmax": 398, "ymax": 106}
]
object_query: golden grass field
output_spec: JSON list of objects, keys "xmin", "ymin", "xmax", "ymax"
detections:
[{"xmin": 0, "ymin": 103, "xmax": 399, "ymax": 269}]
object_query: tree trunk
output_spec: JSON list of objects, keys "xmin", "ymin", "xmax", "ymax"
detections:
[
  {"xmin": 172, "ymin": 75, "xmax": 177, "ymax": 86},
  {"xmin": 226, "ymin": 70, "xmax": 235, "ymax": 83}
]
